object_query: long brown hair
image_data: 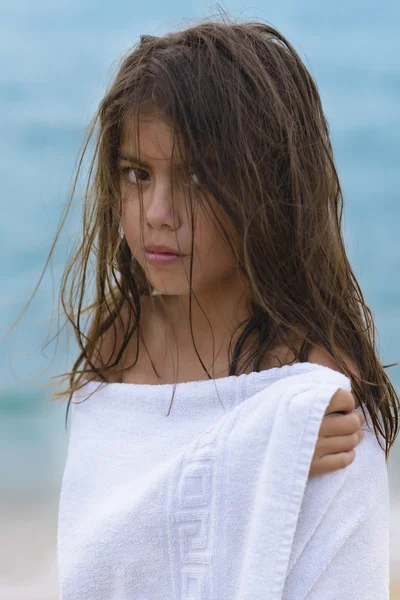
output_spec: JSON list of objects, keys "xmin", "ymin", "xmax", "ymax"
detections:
[{"xmin": 7, "ymin": 12, "xmax": 399, "ymax": 460}]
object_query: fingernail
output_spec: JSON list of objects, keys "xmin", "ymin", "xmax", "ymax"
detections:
[
  {"xmin": 358, "ymin": 413, "xmax": 366, "ymax": 424},
  {"xmin": 359, "ymin": 429, "xmax": 365, "ymax": 440}
]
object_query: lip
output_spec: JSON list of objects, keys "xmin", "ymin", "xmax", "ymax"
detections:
[
  {"xmin": 144, "ymin": 251, "xmax": 186, "ymax": 266},
  {"xmin": 144, "ymin": 244, "xmax": 184, "ymax": 255}
]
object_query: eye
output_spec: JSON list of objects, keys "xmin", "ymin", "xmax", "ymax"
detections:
[
  {"xmin": 184, "ymin": 172, "xmax": 202, "ymax": 189},
  {"xmin": 190, "ymin": 173, "xmax": 201, "ymax": 187},
  {"xmin": 120, "ymin": 167, "xmax": 149, "ymax": 185},
  {"xmin": 120, "ymin": 166, "xmax": 201, "ymax": 188}
]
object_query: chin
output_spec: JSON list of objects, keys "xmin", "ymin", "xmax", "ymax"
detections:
[{"xmin": 148, "ymin": 280, "xmax": 193, "ymax": 297}]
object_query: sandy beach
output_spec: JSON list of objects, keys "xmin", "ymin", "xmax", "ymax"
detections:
[
  {"xmin": 392, "ymin": 582, "xmax": 400, "ymax": 599},
  {"xmin": 0, "ymin": 498, "xmax": 60, "ymax": 600},
  {"xmin": 1, "ymin": 495, "xmax": 399, "ymax": 599}
]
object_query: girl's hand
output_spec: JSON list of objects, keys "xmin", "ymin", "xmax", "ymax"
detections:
[{"xmin": 309, "ymin": 388, "xmax": 366, "ymax": 477}]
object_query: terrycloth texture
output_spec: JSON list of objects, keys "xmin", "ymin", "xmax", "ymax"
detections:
[{"xmin": 57, "ymin": 362, "xmax": 389, "ymax": 599}]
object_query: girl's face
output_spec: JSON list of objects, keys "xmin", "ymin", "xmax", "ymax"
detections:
[{"xmin": 119, "ymin": 110, "xmax": 242, "ymax": 297}]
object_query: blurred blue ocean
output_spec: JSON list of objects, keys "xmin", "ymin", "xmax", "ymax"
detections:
[{"xmin": 0, "ymin": 1, "xmax": 399, "ymax": 596}]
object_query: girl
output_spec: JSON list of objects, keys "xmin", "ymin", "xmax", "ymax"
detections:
[{"xmin": 20, "ymin": 14, "xmax": 398, "ymax": 599}]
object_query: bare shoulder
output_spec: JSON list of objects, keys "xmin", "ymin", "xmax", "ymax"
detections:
[
  {"xmin": 282, "ymin": 324, "xmax": 361, "ymax": 377},
  {"xmin": 305, "ymin": 340, "xmax": 361, "ymax": 409},
  {"xmin": 266, "ymin": 324, "xmax": 362, "ymax": 408},
  {"xmin": 307, "ymin": 345, "xmax": 361, "ymax": 379}
]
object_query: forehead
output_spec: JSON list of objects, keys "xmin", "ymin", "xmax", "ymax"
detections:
[{"xmin": 120, "ymin": 110, "xmax": 186, "ymax": 164}]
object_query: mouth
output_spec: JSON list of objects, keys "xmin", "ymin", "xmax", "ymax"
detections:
[
  {"xmin": 144, "ymin": 250, "xmax": 187, "ymax": 266},
  {"xmin": 144, "ymin": 244, "xmax": 185, "ymax": 255}
]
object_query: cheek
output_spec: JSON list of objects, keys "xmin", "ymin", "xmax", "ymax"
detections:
[
  {"xmin": 121, "ymin": 202, "xmax": 141, "ymax": 249},
  {"xmin": 193, "ymin": 210, "xmax": 236, "ymax": 268}
]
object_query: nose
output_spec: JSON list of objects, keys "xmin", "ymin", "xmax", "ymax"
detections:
[{"xmin": 144, "ymin": 179, "xmax": 181, "ymax": 230}]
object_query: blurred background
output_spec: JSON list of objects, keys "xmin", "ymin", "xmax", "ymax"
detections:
[{"xmin": 0, "ymin": 1, "xmax": 399, "ymax": 598}]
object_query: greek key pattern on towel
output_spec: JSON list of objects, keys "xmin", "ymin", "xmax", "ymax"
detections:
[{"xmin": 166, "ymin": 417, "xmax": 233, "ymax": 600}]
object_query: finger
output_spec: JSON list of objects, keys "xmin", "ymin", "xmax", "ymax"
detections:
[
  {"xmin": 324, "ymin": 388, "xmax": 355, "ymax": 416},
  {"xmin": 319, "ymin": 411, "xmax": 362, "ymax": 437},
  {"xmin": 315, "ymin": 430, "xmax": 364, "ymax": 457},
  {"xmin": 310, "ymin": 450, "xmax": 356, "ymax": 476}
]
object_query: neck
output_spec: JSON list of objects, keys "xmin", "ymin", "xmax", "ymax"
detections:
[{"xmin": 151, "ymin": 277, "xmax": 252, "ymax": 359}]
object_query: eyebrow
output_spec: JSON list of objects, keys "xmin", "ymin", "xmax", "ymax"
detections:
[{"xmin": 118, "ymin": 152, "xmax": 190, "ymax": 170}]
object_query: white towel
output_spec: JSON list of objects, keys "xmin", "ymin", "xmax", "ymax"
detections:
[
  {"xmin": 57, "ymin": 365, "xmax": 389, "ymax": 599},
  {"xmin": 225, "ymin": 369, "xmax": 389, "ymax": 599}
]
